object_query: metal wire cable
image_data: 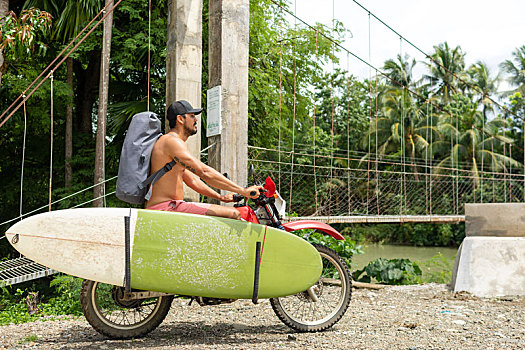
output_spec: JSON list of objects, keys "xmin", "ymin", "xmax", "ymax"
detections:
[
  {"xmin": 350, "ymin": 0, "xmax": 523, "ymax": 123},
  {"xmin": 268, "ymin": 0, "xmax": 522, "ymax": 153},
  {"xmin": 72, "ymin": 191, "xmax": 116, "ymax": 209},
  {"xmin": 248, "ymin": 145, "xmax": 523, "ymax": 178},
  {"xmin": 19, "ymin": 96, "xmax": 27, "ymax": 217},
  {"xmin": 147, "ymin": 0, "xmax": 152, "ymax": 111},
  {"xmin": 0, "ymin": 176, "xmax": 118, "ymax": 228},
  {"xmin": 48, "ymin": 71, "xmax": 54, "ymax": 211},
  {"xmin": 0, "ymin": 3, "xmax": 109, "ymax": 125},
  {"xmin": 0, "ymin": 0, "xmax": 124, "ymax": 129}
]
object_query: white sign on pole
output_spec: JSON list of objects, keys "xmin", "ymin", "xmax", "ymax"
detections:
[{"xmin": 206, "ymin": 86, "xmax": 222, "ymax": 137}]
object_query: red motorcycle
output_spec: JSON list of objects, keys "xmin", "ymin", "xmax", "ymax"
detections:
[
  {"xmin": 80, "ymin": 171, "xmax": 352, "ymax": 338},
  {"xmin": 229, "ymin": 172, "xmax": 352, "ymax": 332}
]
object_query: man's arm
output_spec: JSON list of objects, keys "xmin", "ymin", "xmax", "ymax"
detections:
[
  {"xmin": 182, "ymin": 171, "xmax": 235, "ymax": 202},
  {"xmin": 168, "ymin": 136, "xmax": 261, "ymax": 198}
]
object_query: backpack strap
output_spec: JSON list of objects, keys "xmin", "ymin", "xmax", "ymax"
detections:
[{"xmin": 139, "ymin": 160, "xmax": 177, "ymax": 201}]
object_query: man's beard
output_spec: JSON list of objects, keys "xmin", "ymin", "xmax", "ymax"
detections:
[{"xmin": 184, "ymin": 124, "xmax": 198, "ymax": 136}]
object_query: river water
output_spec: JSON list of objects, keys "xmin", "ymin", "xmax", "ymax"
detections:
[{"xmin": 351, "ymin": 244, "xmax": 459, "ymax": 282}]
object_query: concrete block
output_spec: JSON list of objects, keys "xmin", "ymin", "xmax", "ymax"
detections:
[
  {"xmin": 465, "ymin": 203, "xmax": 525, "ymax": 237},
  {"xmin": 451, "ymin": 237, "xmax": 525, "ymax": 297}
]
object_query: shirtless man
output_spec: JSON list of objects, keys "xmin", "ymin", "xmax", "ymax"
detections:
[{"xmin": 145, "ymin": 100, "xmax": 262, "ymax": 220}]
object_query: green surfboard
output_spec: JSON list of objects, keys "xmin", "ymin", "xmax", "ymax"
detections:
[
  {"xmin": 131, "ymin": 210, "xmax": 322, "ymax": 299},
  {"xmin": 5, "ymin": 208, "xmax": 322, "ymax": 299}
]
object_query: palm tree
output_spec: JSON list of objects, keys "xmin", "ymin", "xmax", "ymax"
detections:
[
  {"xmin": 467, "ymin": 61, "xmax": 499, "ymax": 123},
  {"xmin": 500, "ymin": 45, "xmax": 525, "ymax": 95},
  {"xmin": 383, "ymin": 53, "xmax": 417, "ymax": 89},
  {"xmin": 424, "ymin": 42, "xmax": 467, "ymax": 103},
  {"xmin": 363, "ymin": 89, "xmax": 436, "ymax": 173},
  {"xmin": 430, "ymin": 112, "xmax": 521, "ymax": 185}
]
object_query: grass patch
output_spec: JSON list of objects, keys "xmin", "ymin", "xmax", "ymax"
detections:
[
  {"xmin": 418, "ymin": 252, "xmax": 455, "ymax": 284},
  {"xmin": 18, "ymin": 334, "xmax": 39, "ymax": 344}
]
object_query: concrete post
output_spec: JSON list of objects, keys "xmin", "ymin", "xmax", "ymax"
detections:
[
  {"xmin": 451, "ymin": 203, "xmax": 525, "ymax": 297},
  {"xmin": 166, "ymin": 0, "xmax": 203, "ymax": 201},
  {"xmin": 208, "ymin": 0, "xmax": 249, "ymax": 198}
]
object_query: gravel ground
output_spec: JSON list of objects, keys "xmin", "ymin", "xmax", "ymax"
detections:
[{"xmin": 1, "ymin": 284, "xmax": 524, "ymax": 350}]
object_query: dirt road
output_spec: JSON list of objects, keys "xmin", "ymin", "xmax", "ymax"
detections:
[{"xmin": 1, "ymin": 284, "xmax": 524, "ymax": 349}]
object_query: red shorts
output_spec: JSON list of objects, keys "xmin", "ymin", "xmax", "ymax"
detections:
[{"xmin": 146, "ymin": 200, "xmax": 212, "ymax": 216}]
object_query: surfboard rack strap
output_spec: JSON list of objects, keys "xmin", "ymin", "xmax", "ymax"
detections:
[
  {"xmin": 252, "ymin": 241, "xmax": 261, "ymax": 304},
  {"xmin": 124, "ymin": 216, "xmax": 131, "ymax": 293}
]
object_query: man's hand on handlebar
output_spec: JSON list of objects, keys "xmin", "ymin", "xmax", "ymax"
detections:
[
  {"xmin": 241, "ymin": 185, "xmax": 264, "ymax": 199},
  {"xmin": 219, "ymin": 186, "xmax": 263, "ymax": 202},
  {"xmin": 219, "ymin": 193, "xmax": 236, "ymax": 203}
]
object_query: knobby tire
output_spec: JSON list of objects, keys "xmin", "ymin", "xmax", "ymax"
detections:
[
  {"xmin": 80, "ymin": 280, "xmax": 173, "ymax": 339},
  {"xmin": 270, "ymin": 244, "xmax": 352, "ymax": 332}
]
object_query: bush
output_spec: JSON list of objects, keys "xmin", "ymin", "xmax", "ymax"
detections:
[
  {"xmin": 291, "ymin": 229, "xmax": 362, "ymax": 269},
  {"xmin": 0, "ymin": 274, "xmax": 83, "ymax": 325},
  {"xmin": 354, "ymin": 258, "xmax": 422, "ymax": 285},
  {"xmin": 340, "ymin": 223, "xmax": 465, "ymax": 247},
  {"xmin": 418, "ymin": 253, "xmax": 454, "ymax": 284}
]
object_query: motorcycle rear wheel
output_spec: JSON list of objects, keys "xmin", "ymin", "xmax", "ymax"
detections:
[
  {"xmin": 80, "ymin": 280, "xmax": 173, "ymax": 339},
  {"xmin": 270, "ymin": 244, "xmax": 352, "ymax": 332}
]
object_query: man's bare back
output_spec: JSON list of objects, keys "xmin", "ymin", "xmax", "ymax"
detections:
[
  {"xmin": 145, "ymin": 100, "xmax": 262, "ymax": 220},
  {"xmin": 146, "ymin": 133, "xmax": 188, "ymax": 206}
]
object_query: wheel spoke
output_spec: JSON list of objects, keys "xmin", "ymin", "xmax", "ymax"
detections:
[
  {"xmin": 91, "ymin": 283, "xmax": 163, "ymax": 327},
  {"xmin": 270, "ymin": 244, "xmax": 352, "ymax": 331}
]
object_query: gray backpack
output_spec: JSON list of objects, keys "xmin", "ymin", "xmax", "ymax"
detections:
[{"xmin": 116, "ymin": 112, "xmax": 176, "ymax": 204}]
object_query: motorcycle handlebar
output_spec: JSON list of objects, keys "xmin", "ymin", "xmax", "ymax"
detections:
[
  {"xmin": 233, "ymin": 189, "xmax": 265, "ymax": 202},
  {"xmin": 232, "ymin": 194, "xmax": 244, "ymax": 202}
]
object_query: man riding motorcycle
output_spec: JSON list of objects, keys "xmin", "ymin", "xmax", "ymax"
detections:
[{"xmin": 145, "ymin": 100, "xmax": 262, "ymax": 219}]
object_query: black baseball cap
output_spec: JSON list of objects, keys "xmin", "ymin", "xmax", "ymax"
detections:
[{"xmin": 167, "ymin": 100, "xmax": 203, "ymax": 121}]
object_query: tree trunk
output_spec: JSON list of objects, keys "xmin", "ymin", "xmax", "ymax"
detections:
[
  {"xmin": 0, "ymin": 0, "xmax": 8, "ymax": 87},
  {"xmin": 93, "ymin": 0, "xmax": 113, "ymax": 207},
  {"xmin": 65, "ymin": 57, "xmax": 73, "ymax": 187},
  {"xmin": 75, "ymin": 50, "xmax": 101, "ymax": 133}
]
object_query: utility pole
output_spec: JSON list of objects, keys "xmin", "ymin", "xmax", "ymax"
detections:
[
  {"xmin": 166, "ymin": 0, "xmax": 203, "ymax": 202},
  {"xmin": 208, "ymin": 0, "xmax": 250, "ymax": 196}
]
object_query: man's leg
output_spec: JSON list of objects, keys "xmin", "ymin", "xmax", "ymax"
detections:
[
  {"xmin": 205, "ymin": 204, "xmax": 241, "ymax": 220},
  {"xmin": 152, "ymin": 200, "xmax": 241, "ymax": 220}
]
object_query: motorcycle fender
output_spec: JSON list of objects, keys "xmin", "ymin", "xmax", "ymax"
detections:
[{"xmin": 281, "ymin": 220, "xmax": 344, "ymax": 240}]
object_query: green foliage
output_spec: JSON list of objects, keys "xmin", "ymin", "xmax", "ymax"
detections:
[
  {"xmin": 246, "ymin": 0, "xmax": 347, "ymax": 149},
  {"xmin": 292, "ymin": 229, "xmax": 362, "ymax": 269},
  {"xmin": 1, "ymin": 0, "xmax": 524, "ymax": 263},
  {"xmin": 418, "ymin": 252, "xmax": 454, "ymax": 284},
  {"xmin": 0, "ymin": 7, "xmax": 52, "ymax": 62},
  {"xmin": 0, "ymin": 275, "xmax": 82, "ymax": 325},
  {"xmin": 354, "ymin": 258, "xmax": 422, "ymax": 285},
  {"xmin": 46, "ymin": 274, "xmax": 83, "ymax": 315},
  {"xmin": 341, "ymin": 223, "xmax": 465, "ymax": 247}
]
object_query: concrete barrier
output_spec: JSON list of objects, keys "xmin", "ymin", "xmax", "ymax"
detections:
[
  {"xmin": 452, "ymin": 237, "xmax": 525, "ymax": 297},
  {"xmin": 465, "ymin": 203, "xmax": 525, "ymax": 237},
  {"xmin": 451, "ymin": 204, "xmax": 525, "ymax": 297}
]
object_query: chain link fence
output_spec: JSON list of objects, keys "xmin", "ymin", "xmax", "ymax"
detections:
[{"xmin": 248, "ymin": 146, "xmax": 525, "ymax": 218}]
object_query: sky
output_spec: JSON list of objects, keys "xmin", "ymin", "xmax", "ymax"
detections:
[{"xmin": 293, "ymin": 0, "xmax": 524, "ymax": 90}]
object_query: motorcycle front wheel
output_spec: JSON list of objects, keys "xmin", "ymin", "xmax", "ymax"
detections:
[
  {"xmin": 270, "ymin": 244, "xmax": 352, "ymax": 332},
  {"xmin": 80, "ymin": 280, "xmax": 173, "ymax": 339}
]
